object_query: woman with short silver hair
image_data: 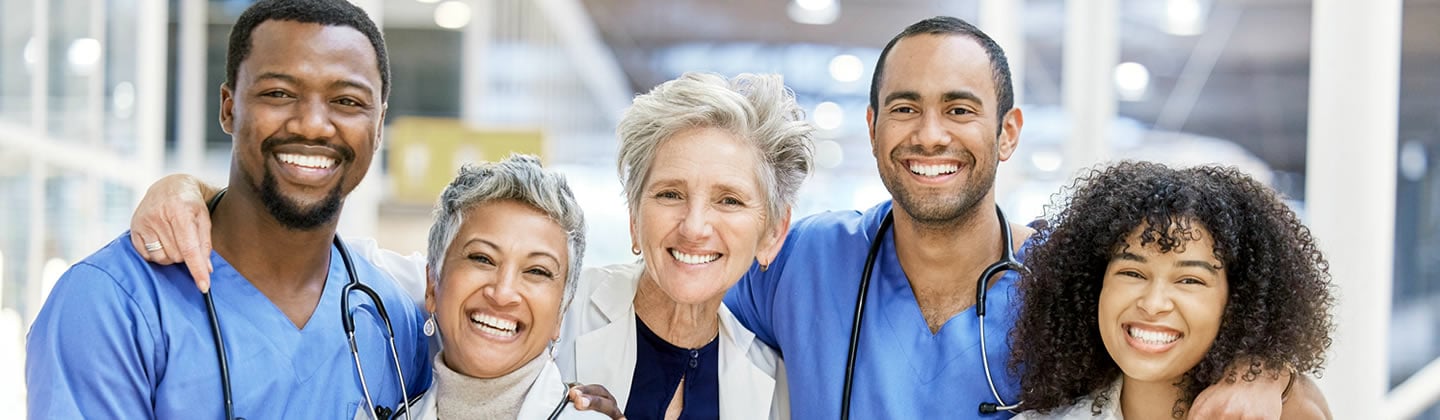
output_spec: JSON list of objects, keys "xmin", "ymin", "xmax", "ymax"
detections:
[
  {"xmin": 395, "ymin": 154, "xmax": 605, "ymax": 419},
  {"xmin": 557, "ymin": 72, "xmax": 814, "ymax": 419}
]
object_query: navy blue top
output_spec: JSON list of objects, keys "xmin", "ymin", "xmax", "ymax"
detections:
[{"xmin": 625, "ymin": 315, "xmax": 720, "ymax": 420}]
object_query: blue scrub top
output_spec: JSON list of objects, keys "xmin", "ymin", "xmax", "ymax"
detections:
[
  {"xmin": 725, "ymin": 201, "xmax": 1027, "ymax": 419},
  {"xmin": 26, "ymin": 233, "xmax": 432, "ymax": 419}
]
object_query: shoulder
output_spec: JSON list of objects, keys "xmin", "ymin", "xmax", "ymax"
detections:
[
  {"xmin": 789, "ymin": 201, "xmax": 891, "ymax": 240},
  {"xmin": 574, "ymin": 263, "xmax": 642, "ymax": 305},
  {"xmin": 53, "ymin": 233, "xmax": 181, "ymax": 306}
]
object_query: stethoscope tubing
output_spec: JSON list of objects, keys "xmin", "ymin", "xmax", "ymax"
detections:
[
  {"xmin": 839, "ymin": 205, "xmax": 1023, "ymax": 418},
  {"xmin": 204, "ymin": 189, "xmax": 412, "ymax": 420}
]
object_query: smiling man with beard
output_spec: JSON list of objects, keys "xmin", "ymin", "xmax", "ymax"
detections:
[{"xmin": 25, "ymin": 1, "xmax": 430, "ymax": 418}]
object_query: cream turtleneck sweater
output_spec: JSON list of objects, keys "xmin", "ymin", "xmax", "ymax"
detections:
[{"xmin": 432, "ymin": 352, "xmax": 548, "ymax": 419}]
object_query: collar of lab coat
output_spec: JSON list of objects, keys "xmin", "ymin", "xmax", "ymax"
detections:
[{"xmin": 573, "ymin": 263, "xmax": 778, "ymax": 419}]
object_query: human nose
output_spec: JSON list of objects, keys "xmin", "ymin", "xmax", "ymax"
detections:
[
  {"xmin": 484, "ymin": 269, "xmax": 522, "ymax": 307},
  {"xmin": 678, "ymin": 201, "xmax": 714, "ymax": 240},
  {"xmin": 915, "ymin": 111, "xmax": 952, "ymax": 148},
  {"xmin": 1135, "ymin": 281, "xmax": 1175, "ymax": 316},
  {"xmin": 286, "ymin": 97, "xmax": 337, "ymax": 140}
]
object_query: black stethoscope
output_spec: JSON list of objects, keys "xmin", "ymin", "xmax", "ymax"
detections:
[
  {"xmin": 840, "ymin": 204, "xmax": 1025, "ymax": 418},
  {"xmin": 202, "ymin": 189, "xmax": 413, "ymax": 420}
]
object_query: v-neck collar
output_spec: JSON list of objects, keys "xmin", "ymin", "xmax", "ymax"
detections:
[{"xmin": 207, "ymin": 244, "xmax": 346, "ymax": 383}]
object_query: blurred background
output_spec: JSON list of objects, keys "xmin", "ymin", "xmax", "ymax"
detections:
[{"xmin": 0, "ymin": 0, "xmax": 1434, "ymax": 417}]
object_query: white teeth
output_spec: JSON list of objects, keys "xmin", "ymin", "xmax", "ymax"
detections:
[
  {"xmin": 469, "ymin": 312, "xmax": 517, "ymax": 337},
  {"xmin": 277, "ymin": 153, "xmax": 336, "ymax": 169},
  {"xmin": 669, "ymin": 249, "xmax": 720, "ymax": 265},
  {"xmin": 908, "ymin": 163, "xmax": 958, "ymax": 177},
  {"xmin": 1128, "ymin": 326, "xmax": 1180, "ymax": 345}
]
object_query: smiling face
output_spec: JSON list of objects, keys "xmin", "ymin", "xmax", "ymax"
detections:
[
  {"xmin": 1099, "ymin": 222, "xmax": 1229, "ymax": 386},
  {"xmin": 425, "ymin": 200, "xmax": 569, "ymax": 379},
  {"xmin": 631, "ymin": 126, "xmax": 788, "ymax": 306},
  {"xmin": 220, "ymin": 20, "xmax": 385, "ymax": 230},
  {"xmin": 866, "ymin": 33, "xmax": 1020, "ymax": 225}
]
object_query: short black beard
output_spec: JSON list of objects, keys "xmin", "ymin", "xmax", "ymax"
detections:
[{"xmin": 259, "ymin": 169, "xmax": 343, "ymax": 231}]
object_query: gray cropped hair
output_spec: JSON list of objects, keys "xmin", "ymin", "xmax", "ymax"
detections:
[
  {"xmin": 616, "ymin": 72, "xmax": 815, "ymax": 227},
  {"xmin": 425, "ymin": 154, "xmax": 587, "ymax": 310}
]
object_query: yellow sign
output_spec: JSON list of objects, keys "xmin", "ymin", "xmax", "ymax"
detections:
[{"xmin": 386, "ymin": 117, "xmax": 545, "ymax": 204}]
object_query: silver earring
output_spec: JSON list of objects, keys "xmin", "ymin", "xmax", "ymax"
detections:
[
  {"xmin": 548, "ymin": 338, "xmax": 559, "ymax": 360},
  {"xmin": 423, "ymin": 313, "xmax": 436, "ymax": 337}
]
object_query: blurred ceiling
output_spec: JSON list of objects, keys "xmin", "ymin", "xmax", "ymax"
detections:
[{"xmin": 573, "ymin": 0, "xmax": 1440, "ymax": 175}]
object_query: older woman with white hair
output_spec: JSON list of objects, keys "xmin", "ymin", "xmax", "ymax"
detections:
[
  {"xmin": 555, "ymin": 72, "xmax": 813, "ymax": 419},
  {"xmin": 394, "ymin": 154, "xmax": 606, "ymax": 419}
]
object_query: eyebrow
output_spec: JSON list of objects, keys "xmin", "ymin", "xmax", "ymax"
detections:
[
  {"xmin": 882, "ymin": 91, "xmax": 921, "ymax": 106},
  {"xmin": 1176, "ymin": 259, "xmax": 1223, "ymax": 274},
  {"xmin": 941, "ymin": 90, "xmax": 984, "ymax": 105},
  {"xmin": 882, "ymin": 90, "xmax": 985, "ymax": 107},
  {"xmin": 255, "ymin": 72, "xmax": 299, "ymax": 85},
  {"xmin": 254, "ymin": 72, "xmax": 375, "ymax": 95},
  {"xmin": 462, "ymin": 237, "xmax": 561, "ymax": 265},
  {"xmin": 1115, "ymin": 252, "xmax": 1222, "ymax": 274}
]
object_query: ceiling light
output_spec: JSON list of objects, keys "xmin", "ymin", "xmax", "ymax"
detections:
[
  {"xmin": 787, "ymin": 0, "xmax": 839, "ymax": 25},
  {"xmin": 795, "ymin": 0, "xmax": 834, "ymax": 12},
  {"xmin": 1113, "ymin": 62, "xmax": 1150, "ymax": 101},
  {"xmin": 434, "ymin": 1, "xmax": 472, "ymax": 30},
  {"xmin": 815, "ymin": 139, "xmax": 844, "ymax": 169},
  {"xmin": 829, "ymin": 54, "xmax": 863, "ymax": 83},
  {"xmin": 813, "ymin": 101, "xmax": 844, "ymax": 130},
  {"xmin": 1400, "ymin": 140, "xmax": 1428, "ymax": 182},
  {"xmin": 67, "ymin": 38, "xmax": 102, "ymax": 76},
  {"xmin": 1030, "ymin": 149, "xmax": 1063, "ymax": 173},
  {"xmin": 1165, "ymin": 0, "xmax": 1205, "ymax": 36},
  {"xmin": 113, "ymin": 82, "xmax": 135, "ymax": 119}
]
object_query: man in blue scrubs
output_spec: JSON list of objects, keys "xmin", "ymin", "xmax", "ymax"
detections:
[
  {"xmin": 25, "ymin": 1, "xmax": 429, "ymax": 418},
  {"xmin": 724, "ymin": 16, "xmax": 1295, "ymax": 419}
]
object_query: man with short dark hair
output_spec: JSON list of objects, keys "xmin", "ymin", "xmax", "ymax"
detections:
[
  {"xmin": 25, "ymin": 1, "xmax": 429, "ymax": 418},
  {"xmin": 724, "ymin": 16, "xmax": 1301, "ymax": 419}
]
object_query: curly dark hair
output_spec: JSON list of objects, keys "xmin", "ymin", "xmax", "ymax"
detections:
[{"xmin": 1008, "ymin": 161, "xmax": 1334, "ymax": 417}]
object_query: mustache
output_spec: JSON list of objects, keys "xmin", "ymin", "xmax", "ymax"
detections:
[
  {"xmin": 260, "ymin": 135, "xmax": 357, "ymax": 163},
  {"xmin": 890, "ymin": 144, "xmax": 974, "ymax": 162}
]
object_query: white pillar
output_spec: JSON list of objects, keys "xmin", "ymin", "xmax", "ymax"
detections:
[
  {"xmin": 26, "ymin": 0, "xmax": 50, "ymax": 324},
  {"xmin": 979, "ymin": 0, "xmax": 1023, "ymax": 106},
  {"xmin": 29, "ymin": 0, "xmax": 48, "ymax": 132},
  {"xmin": 176, "ymin": 0, "xmax": 207, "ymax": 174},
  {"xmin": 462, "ymin": 0, "xmax": 492, "ymax": 126},
  {"xmin": 981, "ymin": 0, "xmax": 1027, "ymax": 199},
  {"xmin": 1305, "ymin": 0, "xmax": 1400, "ymax": 418},
  {"xmin": 1061, "ymin": 0, "xmax": 1117, "ymax": 176},
  {"xmin": 134, "ymin": 0, "xmax": 168, "ymax": 203},
  {"xmin": 26, "ymin": 162, "xmax": 45, "ymax": 323}
]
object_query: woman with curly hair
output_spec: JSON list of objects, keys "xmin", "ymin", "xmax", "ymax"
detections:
[{"xmin": 1010, "ymin": 161, "xmax": 1334, "ymax": 419}]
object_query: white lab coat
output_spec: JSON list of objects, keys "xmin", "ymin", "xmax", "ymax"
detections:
[{"xmin": 555, "ymin": 262, "xmax": 789, "ymax": 420}]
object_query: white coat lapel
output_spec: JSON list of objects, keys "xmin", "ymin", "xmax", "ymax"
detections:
[
  {"xmin": 716, "ymin": 305, "xmax": 778, "ymax": 420},
  {"xmin": 573, "ymin": 271, "xmax": 640, "ymax": 411}
]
